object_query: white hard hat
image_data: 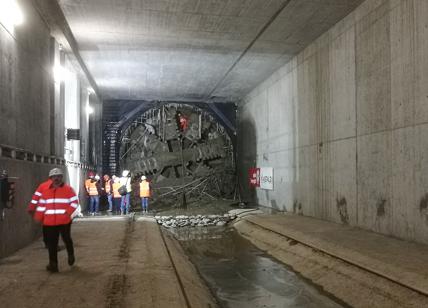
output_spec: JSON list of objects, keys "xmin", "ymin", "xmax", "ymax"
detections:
[
  {"xmin": 49, "ymin": 168, "xmax": 64, "ymax": 177},
  {"xmin": 141, "ymin": 175, "xmax": 146, "ymax": 180},
  {"xmin": 122, "ymin": 170, "xmax": 130, "ymax": 177},
  {"xmin": 95, "ymin": 175, "xmax": 100, "ymax": 180}
]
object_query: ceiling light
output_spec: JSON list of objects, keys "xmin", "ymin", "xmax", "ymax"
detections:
[{"xmin": 0, "ymin": 0, "xmax": 24, "ymax": 31}]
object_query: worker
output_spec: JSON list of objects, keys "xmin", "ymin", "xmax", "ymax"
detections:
[
  {"xmin": 177, "ymin": 111, "xmax": 189, "ymax": 132},
  {"xmin": 84, "ymin": 172, "xmax": 94, "ymax": 214},
  {"xmin": 111, "ymin": 175, "xmax": 121, "ymax": 215},
  {"xmin": 85, "ymin": 172, "xmax": 100, "ymax": 215},
  {"xmin": 84, "ymin": 171, "xmax": 94, "ymax": 188},
  {"xmin": 33, "ymin": 168, "xmax": 81, "ymax": 273},
  {"xmin": 139, "ymin": 175, "xmax": 151, "ymax": 214},
  {"xmin": 119, "ymin": 170, "xmax": 132, "ymax": 215},
  {"xmin": 103, "ymin": 174, "xmax": 113, "ymax": 212},
  {"xmin": 95, "ymin": 175, "xmax": 102, "ymax": 213},
  {"xmin": 27, "ymin": 177, "xmax": 52, "ymax": 248}
]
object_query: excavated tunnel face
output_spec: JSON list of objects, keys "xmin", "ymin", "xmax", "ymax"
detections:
[{"xmin": 119, "ymin": 103, "xmax": 235, "ymax": 206}]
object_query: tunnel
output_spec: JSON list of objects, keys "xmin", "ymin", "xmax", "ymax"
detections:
[{"xmin": 1, "ymin": 0, "xmax": 428, "ymax": 307}]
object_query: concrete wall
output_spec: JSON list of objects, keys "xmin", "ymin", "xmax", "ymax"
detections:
[
  {"xmin": 0, "ymin": 0, "xmax": 55, "ymax": 257},
  {"xmin": 0, "ymin": 1, "xmax": 100, "ymax": 257},
  {"xmin": 238, "ymin": 0, "xmax": 428, "ymax": 244}
]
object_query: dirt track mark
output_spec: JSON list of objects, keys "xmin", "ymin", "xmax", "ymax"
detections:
[
  {"xmin": 105, "ymin": 274, "xmax": 127, "ymax": 308},
  {"xmin": 105, "ymin": 218, "xmax": 134, "ymax": 308}
]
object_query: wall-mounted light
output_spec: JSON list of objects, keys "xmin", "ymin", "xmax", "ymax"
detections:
[
  {"xmin": 53, "ymin": 65, "xmax": 70, "ymax": 83},
  {"xmin": 0, "ymin": 0, "xmax": 24, "ymax": 32},
  {"xmin": 86, "ymin": 105, "xmax": 94, "ymax": 115}
]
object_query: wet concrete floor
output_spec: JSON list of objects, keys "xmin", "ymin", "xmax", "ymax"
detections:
[{"xmin": 170, "ymin": 227, "xmax": 344, "ymax": 308}]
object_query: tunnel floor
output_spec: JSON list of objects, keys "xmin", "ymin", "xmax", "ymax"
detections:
[
  {"xmin": 2, "ymin": 212, "xmax": 428, "ymax": 307},
  {"xmin": 0, "ymin": 217, "xmax": 216, "ymax": 308}
]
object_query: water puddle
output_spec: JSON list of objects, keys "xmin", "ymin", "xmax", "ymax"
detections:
[{"xmin": 170, "ymin": 227, "xmax": 343, "ymax": 308}]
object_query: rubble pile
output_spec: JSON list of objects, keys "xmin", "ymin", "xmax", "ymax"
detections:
[{"xmin": 155, "ymin": 214, "xmax": 236, "ymax": 228}]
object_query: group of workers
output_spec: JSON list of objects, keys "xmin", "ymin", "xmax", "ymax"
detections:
[
  {"xmin": 24, "ymin": 110, "xmax": 188, "ymax": 273},
  {"xmin": 84, "ymin": 170, "xmax": 151, "ymax": 215},
  {"xmin": 26, "ymin": 167, "xmax": 151, "ymax": 273}
]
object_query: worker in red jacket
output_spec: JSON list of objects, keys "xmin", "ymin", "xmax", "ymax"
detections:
[
  {"xmin": 177, "ymin": 111, "xmax": 189, "ymax": 132},
  {"xmin": 28, "ymin": 179, "xmax": 52, "ymax": 213},
  {"xmin": 34, "ymin": 168, "xmax": 81, "ymax": 273},
  {"xmin": 28, "ymin": 177, "xmax": 52, "ymax": 248}
]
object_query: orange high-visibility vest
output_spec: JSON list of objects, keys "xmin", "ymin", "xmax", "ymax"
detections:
[
  {"xmin": 139, "ymin": 180, "xmax": 150, "ymax": 198},
  {"xmin": 85, "ymin": 179, "xmax": 98, "ymax": 196},
  {"xmin": 84, "ymin": 179, "xmax": 91, "ymax": 193},
  {"xmin": 112, "ymin": 182, "xmax": 121, "ymax": 198}
]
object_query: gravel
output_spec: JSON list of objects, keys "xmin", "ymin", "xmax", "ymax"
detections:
[{"xmin": 155, "ymin": 214, "xmax": 237, "ymax": 228}]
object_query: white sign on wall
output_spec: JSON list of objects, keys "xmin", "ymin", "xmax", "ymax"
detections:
[{"xmin": 260, "ymin": 167, "xmax": 274, "ymax": 190}]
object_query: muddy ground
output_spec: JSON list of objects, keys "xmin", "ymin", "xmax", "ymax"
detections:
[
  {"xmin": 0, "ymin": 218, "xmax": 217, "ymax": 308},
  {"xmin": 2, "ymin": 207, "xmax": 427, "ymax": 308}
]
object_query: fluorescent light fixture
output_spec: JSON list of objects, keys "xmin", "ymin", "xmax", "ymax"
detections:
[
  {"xmin": 53, "ymin": 65, "xmax": 70, "ymax": 83},
  {"xmin": 86, "ymin": 105, "xmax": 94, "ymax": 115},
  {"xmin": 0, "ymin": 0, "xmax": 24, "ymax": 32}
]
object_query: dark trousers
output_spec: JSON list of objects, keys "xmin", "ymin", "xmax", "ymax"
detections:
[
  {"xmin": 42, "ymin": 227, "xmax": 47, "ymax": 247},
  {"xmin": 113, "ymin": 197, "xmax": 121, "ymax": 213},
  {"xmin": 43, "ymin": 223, "xmax": 74, "ymax": 266}
]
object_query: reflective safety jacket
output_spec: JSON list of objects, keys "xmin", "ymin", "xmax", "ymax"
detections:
[
  {"xmin": 112, "ymin": 182, "xmax": 121, "ymax": 198},
  {"xmin": 139, "ymin": 180, "xmax": 150, "ymax": 198},
  {"xmin": 34, "ymin": 183, "xmax": 81, "ymax": 226},
  {"xmin": 27, "ymin": 179, "xmax": 52, "ymax": 213},
  {"xmin": 85, "ymin": 179, "xmax": 99, "ymax": 196},
  {"xmin": 179, "ymin": 115, "xmax": 189, "ymax": 131}
]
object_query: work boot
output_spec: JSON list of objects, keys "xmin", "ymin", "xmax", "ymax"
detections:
[
  {"xmin": 46, "ymin": 263, "xmax": 58, "ymax": 273},
  {"xmin": 68, "ymin": 254, "xmax": 75, "ymax": 266}
]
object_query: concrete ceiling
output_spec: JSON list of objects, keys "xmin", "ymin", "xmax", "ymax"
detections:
[{"xmin": 57, "ymin": 0, "xmax": 364, "ymax": 102}]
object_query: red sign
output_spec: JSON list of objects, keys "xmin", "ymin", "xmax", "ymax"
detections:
[{"xmin": 249, "ymin": 168, "xmax": 260, "ymax": 188}]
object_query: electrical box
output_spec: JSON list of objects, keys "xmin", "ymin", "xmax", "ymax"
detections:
[
  {"xmin": 0, "ymin": 172, "xmax": 14, "ymax": 220},
  {"xmin": 67, "ymin": 129, "xmax": 80, "ymax": 140},
  {"xmin": 0, "ymin": 177, "xmax": 8, "ymax": 203}
]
